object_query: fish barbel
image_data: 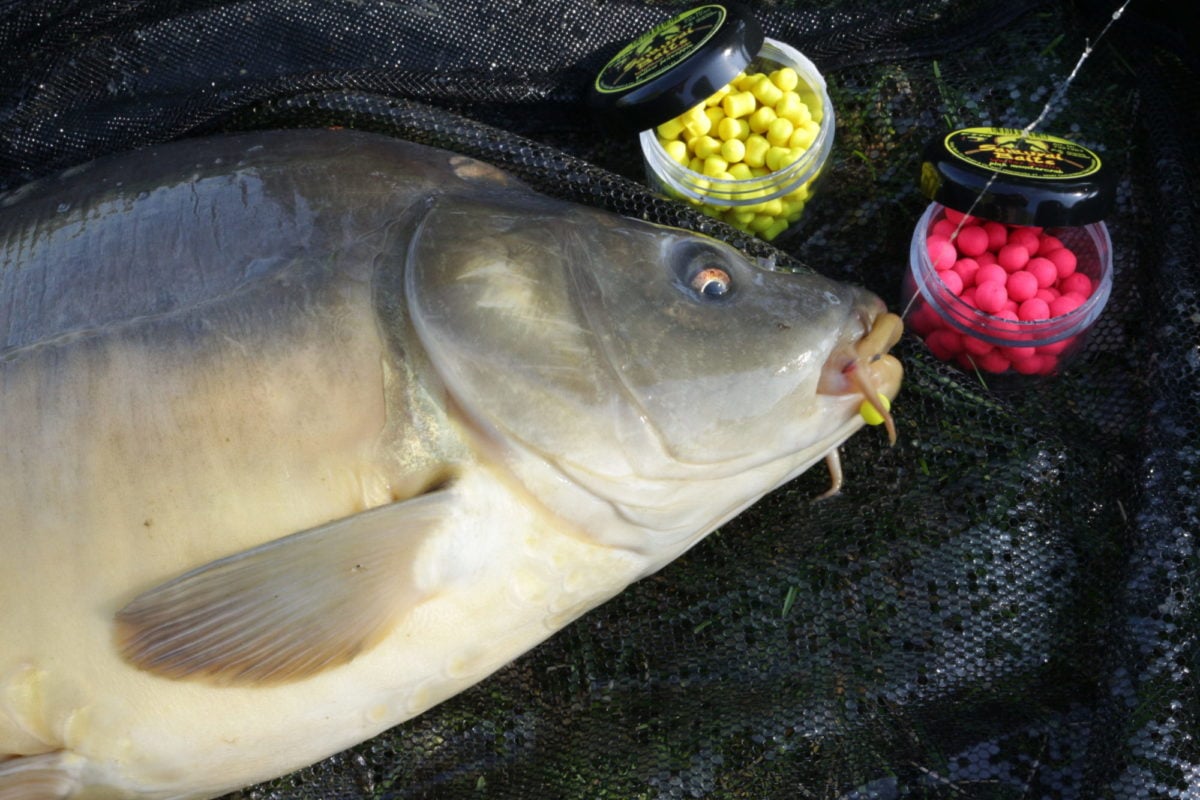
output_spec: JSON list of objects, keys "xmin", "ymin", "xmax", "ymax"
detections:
[{"xmin": 0, "ymin": 129, "xmax": 901, "ymax": 799}]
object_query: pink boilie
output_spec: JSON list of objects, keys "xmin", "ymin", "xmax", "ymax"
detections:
[{"xmin": 915, "ymin": 209, "xmax": 1101, "ymax": 376}]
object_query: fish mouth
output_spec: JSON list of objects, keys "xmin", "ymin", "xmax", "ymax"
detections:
[{"xmin": 816, "ymin": 310, "xmax": 905, "ymax": 444}]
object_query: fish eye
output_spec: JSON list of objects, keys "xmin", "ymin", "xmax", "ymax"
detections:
[
  {"xmin": 671, "ymin": 241, "xmax": 738, "ymax": 301},
  {"xmin": 691, "ymin": 266, "xmax": 732, "ymax": 298}
]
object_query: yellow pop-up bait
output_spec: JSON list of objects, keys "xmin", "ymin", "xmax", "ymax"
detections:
[{"xmin": 859, "ymin": 393, "xmax": 892, "ymax": 427}]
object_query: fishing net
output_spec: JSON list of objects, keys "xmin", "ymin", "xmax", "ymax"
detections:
[{"xmin": 1, "ymin": 0, "xmax": 1195, "ymax": 797}]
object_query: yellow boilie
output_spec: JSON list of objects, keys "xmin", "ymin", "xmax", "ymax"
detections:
[{"xmin": 654, "ymin": 67, "xmax": 822, "ymax": 240}]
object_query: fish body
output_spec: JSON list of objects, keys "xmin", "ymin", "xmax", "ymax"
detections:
[{"xmin": 0, "ymin": 129, "xmax": 901, "ymax": 799}]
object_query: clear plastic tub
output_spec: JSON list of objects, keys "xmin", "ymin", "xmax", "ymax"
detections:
[
  {"xmin": 638, "ymin": 38, "xmax": 834, "ymax": 242},
  {"xmin": 903, "ymin": 201, "xmax": 1113, "ymax": 377}
]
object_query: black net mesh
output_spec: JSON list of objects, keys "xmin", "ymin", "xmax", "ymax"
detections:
[{"xmin": 2, "ymin": 0, "xmax": 1195, "ymax": 797}]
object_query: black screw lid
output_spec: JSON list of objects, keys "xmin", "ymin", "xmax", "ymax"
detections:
[
  {"xmin": 921, "ymin": 127, "xmax": 1116, "ymax": 227},
  {"xmin": 589, "ymin": 3, "xmax": 763, "ymax": 136}
]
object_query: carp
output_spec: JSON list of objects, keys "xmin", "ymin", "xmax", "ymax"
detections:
[{"xmin": 0, "ymin": 129, "xmax": 901, "ymax": 799}]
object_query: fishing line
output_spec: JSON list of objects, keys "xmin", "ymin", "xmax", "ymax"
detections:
[
  {"xmin": 898, "ymin": 281, "xmax": 922, "ymax": 322},
  {"xmin": 899, "ymin": 0, "xmax": 1134, "ymax": 325},
  {"xmin": 1022, "ymin": 0, "xmax": 1132, "ymax": 137}
]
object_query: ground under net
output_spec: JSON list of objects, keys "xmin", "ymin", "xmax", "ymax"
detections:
[{"xmin": 1, "ymin": 0, "xmax": 1195, "ymax": 797}]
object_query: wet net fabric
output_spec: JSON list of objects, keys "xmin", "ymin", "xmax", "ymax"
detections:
[{"xmin": 1, "ymin": 0, "xmax": 1195, "ymax": 797}]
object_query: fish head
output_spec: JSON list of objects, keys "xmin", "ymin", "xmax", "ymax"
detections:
[{"xmin": 404, "ymin": 188, "xmax": 901, "ymax": 556}]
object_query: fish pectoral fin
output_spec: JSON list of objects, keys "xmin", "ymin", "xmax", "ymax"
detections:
[
  {"xmin": 115, "ymin": 488, "xmax": 455, "ymax": 686},
  {"xmin": 0, "ymin": 752, "xmax": 81, "ymax": 800}
]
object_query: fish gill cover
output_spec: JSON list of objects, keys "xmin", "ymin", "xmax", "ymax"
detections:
[{"xmin": 0, "ymin": 0, "xmax": 1195, "ymax": 797}]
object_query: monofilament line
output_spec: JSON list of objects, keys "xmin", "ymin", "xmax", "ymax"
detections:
[
  {"xmin": 1022, "ymin": 0, "xmax": 1133, "ymax": 136},
  {"xmin": 902, "ymin": 0, "xmax": 1134, "ymax": 326},
  {"xmin": 939, "ymin": 0, "xmax": 1133, "ymax": 244}
]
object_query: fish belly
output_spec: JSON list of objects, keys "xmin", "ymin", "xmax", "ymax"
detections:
[{"xmin": 0, "ymin": 315, "xmax": 644, "ymax": 797}]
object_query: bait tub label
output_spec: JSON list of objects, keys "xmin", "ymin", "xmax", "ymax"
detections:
[
  {"xmin": 594, "ymin": 5, "xmax": 726, "ymax": 94},
  {"xmin": 944, "ymin": 127, "xmax": 1102, "ymax": 181}
]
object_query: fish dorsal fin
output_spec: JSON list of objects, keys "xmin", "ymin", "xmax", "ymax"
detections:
[
  {"xmin": 114, "ymin": 488, "xmax": 454, "ymax": 686},
  {"xmin": 0, "ymin": 752, "xmax": 80, "ymax": 800}
]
